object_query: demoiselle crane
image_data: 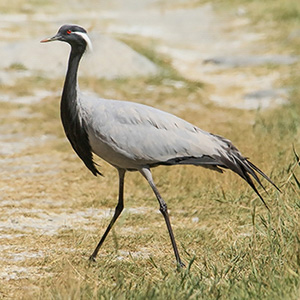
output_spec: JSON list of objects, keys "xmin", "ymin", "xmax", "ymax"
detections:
[{"xmin": 41, "ymin": 25, "xmax": 279, "ymax": 267}]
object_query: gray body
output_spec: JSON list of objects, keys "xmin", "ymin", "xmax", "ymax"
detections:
[
  {"xmin": 41, "ymin": 25, "xmax": 279, "ymax": 267},
  {"xmin": 80, "ymin": 93, "xmax": 226, "ymax": 171}
]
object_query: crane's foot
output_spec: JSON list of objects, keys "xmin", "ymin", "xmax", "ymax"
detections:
[
  {"xmin": 177, "ymin": 260, "xmax": 186, "ymax": 269},
  {"xmin": 88, "ymin": 255, "xmax": 97, "ymax": 263}
]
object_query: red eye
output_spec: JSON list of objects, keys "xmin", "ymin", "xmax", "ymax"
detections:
[{"xmin": 67, "ymin": 30, "xmax": 72, "ymax": 34}]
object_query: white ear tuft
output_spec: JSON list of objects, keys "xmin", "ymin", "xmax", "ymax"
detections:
[{"xmin": 74, "ymin": 31, "xmax": 93, "ymax": 52}]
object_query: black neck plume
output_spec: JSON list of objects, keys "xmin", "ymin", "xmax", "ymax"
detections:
[{"xmin": 60, "ymin": 45, "xmax": 101, "ymax": 176}]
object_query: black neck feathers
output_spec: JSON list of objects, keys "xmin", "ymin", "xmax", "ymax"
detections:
[{"xmin": 60, "ymin": 47, "xmax": 101, "ymax": 176}]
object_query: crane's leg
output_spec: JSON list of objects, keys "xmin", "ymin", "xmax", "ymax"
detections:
[
  {"xmin": 140, "ymin": 168, "xmax": 185, "ymax": 267},
  {"xmin": 89, "ymin": 168, "xmax": 126, "ymax": 262}
]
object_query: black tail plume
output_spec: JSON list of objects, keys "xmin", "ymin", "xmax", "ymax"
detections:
[{"xmin": 211, "ymin": 135, "xmax": 280, "ymax": 210}]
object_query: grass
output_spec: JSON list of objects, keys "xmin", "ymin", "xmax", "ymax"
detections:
[{"xmin": 0, "ymin": 0, "xmax": 299, "ymax": 299}]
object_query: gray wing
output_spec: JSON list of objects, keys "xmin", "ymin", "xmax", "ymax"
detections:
[{"xmin": 83, "ymin": 97, "xmax": 222, "ymax": 166}]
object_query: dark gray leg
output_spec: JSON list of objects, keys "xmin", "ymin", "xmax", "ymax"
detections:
[
  {"xmin": 89, "ymin": 168, "xmax": 126, "ymax": 261},
  {"xmin": 140, "ymin": 168, "xmax": 184, "ymax": 267}
]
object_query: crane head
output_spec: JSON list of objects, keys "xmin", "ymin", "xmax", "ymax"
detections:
[{"xmin": 41, "ymin": 24, "xmax": 93, "ymax": 52}]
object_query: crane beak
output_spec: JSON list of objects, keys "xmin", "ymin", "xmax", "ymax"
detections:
[{"xmin": 40, "ymin": 34, "xmax": 61, "ymax": 43}]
